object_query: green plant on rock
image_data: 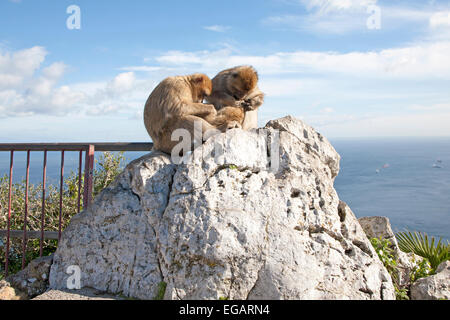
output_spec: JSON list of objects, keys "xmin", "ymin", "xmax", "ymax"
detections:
[
  {"xmin": 395, "ymin": 287, "xmax": 410, "ymax": 300},
  {"xmin": 370, "ymin": 237, "xmax": 406, "ymax": 300},
  {"xmin": 410, "ymin": 256, "xmax": 432, "ymax": 283},
  {"xmin": 154, "ymin": 281, "xmax": 167, "ymax": 300},
  {"xmin": 396, "ymin": 231, "xmax": 449, "ymax": 274},
  {"xmin": 370, "ymin": 237, "xmax": 398, "ymax": 279}
]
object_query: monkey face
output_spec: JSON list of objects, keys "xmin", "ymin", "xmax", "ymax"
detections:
[{"xmin": 230, "ymin": 69, "xmax": 257, "ymax": 99}]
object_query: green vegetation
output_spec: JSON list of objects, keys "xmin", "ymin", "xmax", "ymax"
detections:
[
  {"xmin": 0, "ymin": 152, "xmax": 126, "ymax": 276},
  {"xmin": 410, "ymin": 256, "xmax": 432, "ymax": 283},
  {"xmin": 370, "ymin": 237, "xmax": 406, "ymax": 299},
  {"xmin": 395, "ymin": 287, "xmax": 409, "ymax": 301},
  {"xmin": 370, "ymin": 230, "xmax": 449, "ymax": 300},
  {"xmin": 396, "ymin": 231, "xmax": 449, "ymax": 274},
  {"xmin": 370, "ymin": 237, "xmax": 397, "ymax": 279},
  {"xmin": 154, "ymin": 281, "xmax": 167, "ymax": 300}
]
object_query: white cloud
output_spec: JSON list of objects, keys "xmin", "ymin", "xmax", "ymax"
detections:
[
  {"xmin": 0, "ymin": 46, "xmax": 47, "ymax": 89},
  {"xmin": 203, "ymin": 25, "xmax": 231, "ymax": 33},
  {"xmin": 265, "ymin": 1, "xmax": 449, "ymax": 35},
  {"xmin": 2, "ymin": 43, "xmax": 450, "ymax": 138},
  {"xmin": 300, "ymin": 0, "xmax": 377, "ymax": 14},
  {"xmin": 264, "ymin": 0, "xmax": 378, "ymax": 34},
  {"xmin": 430, "ymin": 11, "xmax": 450, "ymax": 28},
  {"xmin": 321, "ymin": 107, "xmax": 334, "ymax": 114},
  {"xmin": 106, "ymin": 72, "xmax": 136, "ymax": 93},
  {"xmin": 0, "ymin": 47, "xmax": 153, "ymax": 118},
  {"xmin": 152, "ymin": 41, "xmax": 450, "ymax": 79}
]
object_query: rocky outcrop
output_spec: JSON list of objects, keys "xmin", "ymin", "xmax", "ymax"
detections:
[
  {"xmin": 5, "ymin": 255, "xmax": 53, "ymax": 298},
  {"xmin": 410, "ymin": 261, "xmax": 450, "ymax": 300},
  {"xmin": 49, "ymin": 116, "xmax": 395, "ymax": 300},
  {"xmin": 358, "ymin": 217, "xmax": 398, "ymax": 246},
  {"xmin": 0, "ymin": 280, "xmax": 26, "ymax": 300},
  {"xmin": 358, "ymin": 216, "xmax": 418, "ymax": 287},
  {"xmin": 0, "ymin": 255, "xmax": 52, "ymax": 300}
]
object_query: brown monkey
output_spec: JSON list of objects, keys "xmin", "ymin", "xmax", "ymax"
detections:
[
  {"xmin": 206, "ymin": 65, "xmax": 265, "ymax": 130},
  {"xmin": 144, "ymin": 73, "xmax": 238, "ymax": 155}
]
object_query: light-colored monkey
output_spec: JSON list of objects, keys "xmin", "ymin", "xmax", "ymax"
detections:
[
  {"xmin": 206, "ymin": 65, "xmax": 265, "ymax": 130},
  {"xmin": 144, "ymin": 73, "xmax": 238, "ymax": 155}
]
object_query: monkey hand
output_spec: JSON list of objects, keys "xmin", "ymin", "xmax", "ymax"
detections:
[
  {"xmin": 205, "ymin": 104, "xmax": 218, "ymax": 116},
  {"xmin": 239, "ymin": 99, "xmax": 255, "ymax": 112}
]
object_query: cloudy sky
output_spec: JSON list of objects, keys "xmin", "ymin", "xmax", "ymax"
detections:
[{"xmin": 1, "ymin": 0, "xmax": 450, "ymax": 142}]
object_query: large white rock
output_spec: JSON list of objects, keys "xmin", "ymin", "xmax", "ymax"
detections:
[
  {"xmin": 410, "ymin": 261, "xmax": 450, "ymax": 300},
  {"xmin": 49, "ymin": 116, "xmax": 395, "ymax": 300}
]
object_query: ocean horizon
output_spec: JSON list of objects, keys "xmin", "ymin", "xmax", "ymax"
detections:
[{"xmin": 1, "ymin": 137, "xmax": 449, "ymax": 242}]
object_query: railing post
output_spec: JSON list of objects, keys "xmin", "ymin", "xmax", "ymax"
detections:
[
  {"xmin": 40, "ymin": 150, "xmax": 47, "ymax": 257},
  {"xmin": 21, "ymin": 150, "xmax": 31, "ymax": 269},
  {"xmin": 5, "ymin": 151, "xmax": 14, "ymax": 277},
  {"xmin": 83, "ymin": 145, "xmax": 95, "ymax": 209},
  {"xmin": 58, "ymin": 151, "xmax": 65, "ymax": 241},
  {"xmin": 77, "ymin": 150, "xmax": 83, "ymax": 213}
]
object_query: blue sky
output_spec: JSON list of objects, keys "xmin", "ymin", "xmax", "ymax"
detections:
[{"xmin": 1, "ymin": 0, "xmax": 450, "ymax": 141}]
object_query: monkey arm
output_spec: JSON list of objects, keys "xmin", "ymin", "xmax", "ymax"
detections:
[
  {"xmin": 182, "ymin": 102, "xmax": 217, "ymax": 118},
  {"xmin": 207, "ymin": 91, "xmax": 243, "ymax": 109}
]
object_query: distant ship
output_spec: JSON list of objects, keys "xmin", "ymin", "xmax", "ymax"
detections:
[{"xmin": 433, "ymin": 163, "xmax": 442, "ymax": 169}]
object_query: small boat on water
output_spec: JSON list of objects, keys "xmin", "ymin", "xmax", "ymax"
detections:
[{"xmin": 433, "ymin": 163, "xmax": 442, "ymax": 169}]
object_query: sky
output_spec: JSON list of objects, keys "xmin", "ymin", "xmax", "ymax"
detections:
[{"xmin": 1, "ymin": 0, "xmax": 450, "ymax": 142}]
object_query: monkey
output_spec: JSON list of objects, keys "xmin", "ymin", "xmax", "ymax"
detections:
[
  {"xmin": 205, "ymin": 65, "xmax": 265, "ymax": 130},
  {"xmin": 143, "ymin": 73, "xmax": 241, "ymax": 155}
]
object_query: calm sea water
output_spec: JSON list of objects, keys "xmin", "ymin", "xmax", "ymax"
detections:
[
  {"xmin": 331, "ymin": 138, "xmax": 450, "ymax": 242},
  {"xmin": 1, "ymin": 138, "xmax": 449, "ymax": 242}
]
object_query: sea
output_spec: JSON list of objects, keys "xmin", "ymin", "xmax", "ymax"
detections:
[{"xmin": 1, "ymin": 138, "xmax": 449, "ymax": 242}]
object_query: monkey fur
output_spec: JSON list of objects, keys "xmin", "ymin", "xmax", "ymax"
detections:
[
  {"xmin": 206, "ymin": 65, "xmax": 265, "ymax": 130},
  {"xmin": 143, "ymin": 73, "xmax": 240, "ymax": 154}
]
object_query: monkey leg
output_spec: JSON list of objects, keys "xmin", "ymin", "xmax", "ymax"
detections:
[
  {"xmin": 206, "ymin": 106, "xmax": 245, "ymax": 132},
  {"xmin": 158, "ymin": 115, "xmax": 221, "ymax": 155}
]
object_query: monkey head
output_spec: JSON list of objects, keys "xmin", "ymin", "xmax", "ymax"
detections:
[
  {"xmin": 229, "ymin": 66, "xmax": 258, "ymax": 100},
  {"xmin": 189, "ymin": 73, "xmax": 212, "ymax": 103}
]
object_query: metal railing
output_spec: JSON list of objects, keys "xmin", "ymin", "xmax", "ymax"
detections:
[{"xmin": 0, "ymin": 142, "xmax": 153, "ymax": 277}]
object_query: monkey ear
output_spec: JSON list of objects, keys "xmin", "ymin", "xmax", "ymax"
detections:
[{"xmin": 192, "ymin": 74, "xmax": 207, "ymax": 84}]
